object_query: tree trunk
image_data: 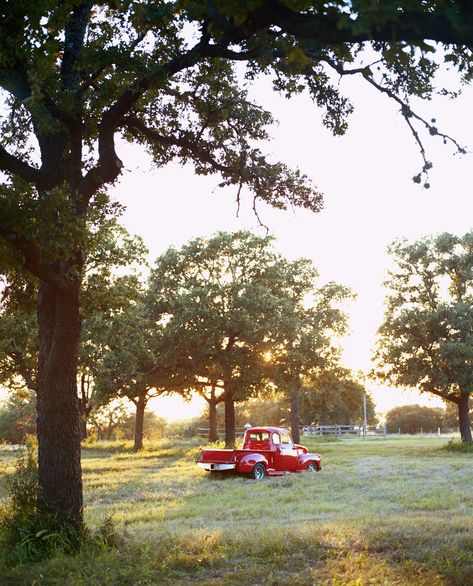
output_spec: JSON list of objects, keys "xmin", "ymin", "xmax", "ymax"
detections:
[
  {"xmin": 224, "ymin": 389, "xmax": 235, "ymax": 448},
  {"xmin": 208, "ymin": 398, "xmax": 219, "ymax": 443},
  {"xmin": 36, "ymin": 279, "xmax": 83, "ymax": 527},
  {"xmin": 290, "ymin": 391, "xmax": 300, "ymax": 444},
  {"xmin": 134, "ymin": 396, "xmax": 146, "ymax": 451},
  {"xmin": 458, "ymin": 393, "xmax": 472, "ymax": 442},
  {"xmin": 80, "ymin": 417, "xmax": 87, "ymax": 441},
  {"xmin": 78, "ymin": 373, "xmax": 89, "ymax": 440}
]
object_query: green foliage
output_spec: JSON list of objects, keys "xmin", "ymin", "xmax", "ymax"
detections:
[
  {"xmin": 300, "ymin": 368, "xmax": 377, "ymax": 426},
  {"xmin": 0, "ymin": 439, "xmax": 128, "ymax": 567},
  {"xmin": 113, "ymin": 410, "xmax": 167, "ymax": 442},
  {"xmin": 267, "ymin": 259, "xmax": 354, "ymax": 418},
  {"xmin": 86, "ymin": 399, "xmax": 131, "ymax": 441},
  {"xmin": 0, "ymin": 390, "xmax": 36, "ymax": 443},
  {"xmin": 0, "ymin": 219, "xmax": 147, "ymax": 428},
  {"xmin": 385, "ymin": 404, "xmax": 444, "ymax": 434},
  {"xmin": 0, "ymin": 1, "xmax": 469, "ymax": 289},
  {"xmin": 373, "ymin": 231, "xmax": 473, "ymax": 406},
  {"xmin": 147, "ymin": 230, "xmax": 291, "ymax": 404},
  {"xmin": 0, "ymin": 438, "xmax": 82, "ymax": 566},
  {"xmin": 442, "ymin": 439, "xmax": 473, "ymax": 453},
  {"xmin": 0, "ymin": 294, "xmax": 38, "ymax": 393},
  {"xmin": 235, "ymin": 391, "xmax": 291, "ymax": 427}
]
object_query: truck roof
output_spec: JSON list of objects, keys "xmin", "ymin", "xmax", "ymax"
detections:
[{"xmin": 246, "ymin": 427, "xmax": 289, "ymax": 434}]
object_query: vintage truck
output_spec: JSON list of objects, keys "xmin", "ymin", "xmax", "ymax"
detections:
[{"xmin": 196, "ymin": 426, "xmax": 321, "ymax": 479}]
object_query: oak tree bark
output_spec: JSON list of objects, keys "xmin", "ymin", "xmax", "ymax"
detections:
[
  {"xmin": 134, "ymin": 395, "xmax": 147, "ymax": 451},
  {"xmin": 208, "ymin": 397, "xmax": 219, "ymax": 443},
  {"xmin": 458, "ymin": 392, "xmax": 472, "ymax": 443},
  {"xmin": 36, "ymin": 279, "xmax": 83, "ymax": 527},
  {"xmin": 224, "ymin": 388, "xmax": 235, "ymax": 449}
]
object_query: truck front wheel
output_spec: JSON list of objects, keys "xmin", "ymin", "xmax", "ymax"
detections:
[{"xmin": 251, "ymin": 463, "xmax": 266, "ymax": 480}]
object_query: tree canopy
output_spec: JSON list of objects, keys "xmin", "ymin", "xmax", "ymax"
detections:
[
  {"xmin": 385, "ymin": 404, "xmax": 444, "ymax": 435},
  {"xmin": 300, "ymin": 368, "xmax": 377, "ymax": 427},
  {"xmin": 373, "ymin": 232, "xmax": 473, "ymax": 441},
  {"xmin": 268, "ymin": 259, "xmax": 353, "ymax": 441},
  {"xmin": 147, "ymin": 230, "xmax": 290, "ymax": 447}
]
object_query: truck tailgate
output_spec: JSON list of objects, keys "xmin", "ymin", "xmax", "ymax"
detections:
[{"xmin": 199, "ymin": 449, "xmax": 235, "ymax": 463}]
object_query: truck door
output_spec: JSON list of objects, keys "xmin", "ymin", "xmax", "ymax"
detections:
[{"xmin": 274, "ymin": 431, "xmax": 298, "ymax": 471}]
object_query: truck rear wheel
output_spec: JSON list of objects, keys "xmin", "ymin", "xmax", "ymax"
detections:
[
  {"xmin": 306, "ymin": 462, "xmax": 318, "ymax": 473},
  {"xmin": 251, "ymin": 463, "xmax": 266, "ymax": 480}
]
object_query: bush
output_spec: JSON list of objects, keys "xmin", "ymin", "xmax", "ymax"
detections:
[
  {"xmin": 0, "ymin": 392, "xmax": 36, "ymax": 444},
  {"xmin": 0, "ymin": 436, "xmax": 82, "ymax": 566},
  {"xmin": 385, "ymin": 404, "xmax": 444, "ymax": 434},
  {"xmin": 0, "ymin": 437, "xmax": 130, "ymax": 569},
  {"xmin": 442, "ymin": 439, "xmax": 473, "ymax": 453}
]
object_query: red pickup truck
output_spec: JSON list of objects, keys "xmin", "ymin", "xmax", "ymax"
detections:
[{"xmin": 196, "ymin": 426, "xmax": 321, "ymax": 479}]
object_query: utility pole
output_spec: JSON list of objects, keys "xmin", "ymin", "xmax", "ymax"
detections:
[{"xmin": 363, "ymin": 392, "xmax": 367, "ymax": 437}]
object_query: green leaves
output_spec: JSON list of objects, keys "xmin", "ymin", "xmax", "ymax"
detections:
[
  {"xmin": 373, "ymin": 231, "xmax": 473, "ymax": 402},
  {"xmin": 146, "ymin": 230, "xmax": 353, "ymax": 403}
]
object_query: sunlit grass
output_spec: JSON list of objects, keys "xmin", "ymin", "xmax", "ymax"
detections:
[{"xmin": 1, "ymin": 436, "xmax": 473, "ymax": 584}]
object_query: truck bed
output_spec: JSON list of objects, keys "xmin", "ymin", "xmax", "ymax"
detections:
[{"xmin": 199, "ymin": 448, "xmax": 273, "ymax": 463}]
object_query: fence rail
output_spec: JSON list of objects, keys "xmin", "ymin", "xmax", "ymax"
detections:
[
  {"xmin": 195, "ymin": 424, "xmax": 388, "ymax": 439},
  {"xmin": 302, "ymin": 424, "xmax": 388, "ymax": 437}
]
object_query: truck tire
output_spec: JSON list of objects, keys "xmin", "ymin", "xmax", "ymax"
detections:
[
  {"xmin": 251, "ymin": 463, "xmax": 266, "ymax": 480},
  {"xmin": 306, "ymin": 462, "xmax": 318, "ymax": 473}
]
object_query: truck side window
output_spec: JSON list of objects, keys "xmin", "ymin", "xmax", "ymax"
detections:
[
  {"xmin": 272, "ymin": 432, "xmax": 280, "ymax": 444},
  {"xmin": 281, "ymin": 432, "xmax": 291, "ymax": 444}
]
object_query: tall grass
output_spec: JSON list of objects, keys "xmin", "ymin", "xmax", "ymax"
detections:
[{"xmin": 1, "ymin": 436, "xmax": 472, "ymax": 584}]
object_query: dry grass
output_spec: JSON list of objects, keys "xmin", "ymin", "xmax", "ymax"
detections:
[{"xmin": 1, "ymin": 436, "xmax": 473, "ymax": 585}]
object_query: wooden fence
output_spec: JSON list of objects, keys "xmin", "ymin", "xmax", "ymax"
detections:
[
  {"xmin": 193, "ymin": 424, "xmax": 391, "ymax": 440},
  {"xmin": 302, "ymin": 424, "xmax": 387, "ymax": 437}
]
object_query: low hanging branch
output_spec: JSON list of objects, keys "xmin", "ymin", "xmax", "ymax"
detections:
[{"xmin": 321, "ymin": 56, "xmax": 467, "ymax": 187}]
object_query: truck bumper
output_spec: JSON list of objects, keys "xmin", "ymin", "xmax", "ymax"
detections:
[{"xmin": 197, "ymin": 462, "xmax": 236, "ymax": 471}]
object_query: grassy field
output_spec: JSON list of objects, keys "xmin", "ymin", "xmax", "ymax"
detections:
[{"xmin": 1, "ymin": 436, "xmax": 473, "ymax": 585}]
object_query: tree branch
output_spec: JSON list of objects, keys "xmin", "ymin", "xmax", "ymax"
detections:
[
  {"xmin": 0, "ymin": 144, "xmax": 43, "ymax": 184},
  {"xmin": 122, "ymin": 115, "xmax": 229, "ymax": 173},
  {"xmin": 425, "ymin": 387, "xmax": 460, "ymax": 404},
  {"xmin": 322, "ymin": 56, "xmax": 467, "ymax": 185},
  {"xmin": 0, "ymin": 222, "xmax": 69, "ymax": 292},
  {"xmin": 79, "ymin": 37, "xmax": 211, "ymax": 202},
  {"xmin": 267, "ymin": 2, "xmax": 473, "ymax": 46},
  {"xmin": 61, "ymin": 0, "xmax": 93, "ymax": 92},
  {"xmin": 78, "ymin": 31, "xmax": 148, "ymax": 97},
  {"xmin": 9, "ymin": 349, "xmax": 37, "ymax": 393}
]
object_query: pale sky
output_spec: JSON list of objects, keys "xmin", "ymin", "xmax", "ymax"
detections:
[{"xmin": 109, "ymin": 68, "xmax": 472, "ymax": 421}]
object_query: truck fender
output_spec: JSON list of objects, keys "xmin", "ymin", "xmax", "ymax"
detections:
[
  {"xmin": 297, "ymin": 453, "xmax": 321, "ymax": 471},
  {"xmin": 236, "ymin": 453, "xmax": 269, "ymax": 474}
]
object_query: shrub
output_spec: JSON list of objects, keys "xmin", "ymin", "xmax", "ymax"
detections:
[
  {"xmin": 442, "ymin": 439, "xmax": 473, "ymax": 453},
  {"xmin": 385, "ymin": 404, "xmax": 444, "ymax": 434},
  {"xmin": 0, "ymin": 436, "xmax": 82, "ymax": 566}
]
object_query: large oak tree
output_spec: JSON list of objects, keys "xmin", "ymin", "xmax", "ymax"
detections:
[
  {"xmin": 373, "ymin": 232, "xmax": 473, "ymax": 442},
  {"xmin": 147, "ymin": 231, "xmax": 286, "ymax": 448},
  {"xmin": 0, "ymin": 0, "xmax": 470, "ymax": 526},
  {"xmin": 270, "ymin": 259, "xmax": 352, "ymax": 442}
]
